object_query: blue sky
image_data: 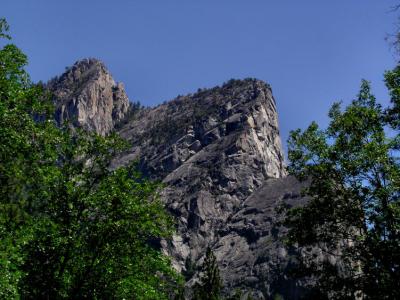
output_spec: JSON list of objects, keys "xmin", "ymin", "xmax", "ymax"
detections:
[{"xmin": 3, "ymin": 0, "xmax": 399, "ymax": 151}]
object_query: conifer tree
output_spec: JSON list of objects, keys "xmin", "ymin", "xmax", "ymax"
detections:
[{"xmin": 193, "ymin": 247, "xmax": 223, "ymax": 300}]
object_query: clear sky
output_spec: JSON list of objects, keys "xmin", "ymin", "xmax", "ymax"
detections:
[{"xmin": 2, "ymin": 0, "xmax": 399, "ymax": 151}]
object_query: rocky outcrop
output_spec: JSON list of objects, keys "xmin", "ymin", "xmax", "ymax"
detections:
[
  {"xmin": 216, "ymin": 176, "xmax": 309, "ymax": 299},
  {"xmin": 116, "ymin": 79, "xmax": 286, "ymax": 179},
  {"xmin": 113, "ymin": 79, "xmax": 301, "ymax": 298},
  {"xmin": 50, "ymin": 60, "xmax": 307, "ymax": 299},
  {"xmin": 47, "ymin": 58, "xmax": 130, "ymax": 136}
]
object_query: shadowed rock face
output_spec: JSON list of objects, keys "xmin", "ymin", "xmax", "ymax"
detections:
[
  {"xmin": 216, "ymin": 176, "xmax": 309, "ymax": 299},
  {"xmin": 47, "ymin": 58, "xmax": 130, "ymax": 136},
  {"xmin": 49, "ymin": 59, "xmax": 307, "ymax": 299}
]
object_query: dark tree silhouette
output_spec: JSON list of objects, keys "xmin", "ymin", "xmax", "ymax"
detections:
[{"xmin": 193, "ymin": 247, "xmax": 222, "ymax": 300}]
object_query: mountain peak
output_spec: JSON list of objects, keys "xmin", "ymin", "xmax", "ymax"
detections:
[
  {"xmin": 116, "ymin": 74, "xmax": 286, "ymax": 184},
  {"xmin": 70, "ymin": 58, "xmax": 110, "ymax": 77},
  {"xmin": 48, "ymin": 58, "xmax": 130, "ymax": 136}
]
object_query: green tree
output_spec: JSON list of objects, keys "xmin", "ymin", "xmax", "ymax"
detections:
[
  {"xmin": 193, "ymin": 247, "xmax": 223, "ymax": 300},
  {"xmin": 0, "ymin": 17, "xmax": 58, "ymax": 297},
  {"xmin": 0, "ymin": 18, "xmax": 181, "ymax": 299},
  {"xmin": 284, "ymin": 77, "xmax": 400, "ymax": 299}
]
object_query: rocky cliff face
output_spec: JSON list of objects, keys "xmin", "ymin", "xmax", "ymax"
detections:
[
  {"xmin": 47, "ymin": 58, "xmax": 131, "ymax": 136},
  {"xmin": 49, "ymin": 59, "xmax": 307, "ymax": 299}
]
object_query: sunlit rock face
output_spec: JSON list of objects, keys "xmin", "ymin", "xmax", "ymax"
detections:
[
  {"xmin": 50, "ymin": 60, "xmax": 308, "ymax": 299},
  {"xmin": 47, "ymin": 58, "xmax": 130, "ymax": 136}
]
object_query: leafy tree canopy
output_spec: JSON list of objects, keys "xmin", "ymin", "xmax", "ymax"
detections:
[
  {"xmin": 0, "ymin": 18, "xmax": 181, "ymax": 299},
  {"xmin": 284, "ymin": 71, "xmax": 400, "ymax": 299}
]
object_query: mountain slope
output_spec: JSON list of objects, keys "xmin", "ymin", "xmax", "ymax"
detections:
[{"xmin": 49, "ymin": 59, "xmax": 307, "ymax": 299}]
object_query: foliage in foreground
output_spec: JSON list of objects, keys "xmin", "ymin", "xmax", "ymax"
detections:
[
  {"xmin": 284, "ymin": 72, "xmax": 400, "ymax": 298},
  {"xmin": 0, "ymin": 18, "xmax": 181, "ymax": 299}
]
